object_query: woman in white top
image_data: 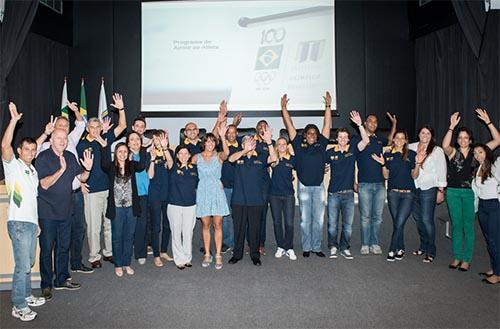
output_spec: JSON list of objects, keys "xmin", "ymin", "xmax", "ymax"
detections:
[
  {"xmin": 409, "ymin": 125, "xmax": 447, "ymax": 263},
  {"xmin": 472, "ymin": 144, "xmax": 500, "ymax": 285}
]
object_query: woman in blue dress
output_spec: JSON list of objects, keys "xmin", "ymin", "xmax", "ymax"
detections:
[{"xmin": 191, "ymin": 124, "xmax": 230, "ymax": 269}]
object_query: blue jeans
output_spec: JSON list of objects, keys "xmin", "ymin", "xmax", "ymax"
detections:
[
  {"xmin": 327, "ymin": 191, "xmax": 354, "ymax": 251},
  {"xmin": 134, "ymin": 196, "xmax": 150, "ymax": 259},
  {"xmin": 112, "ymin": 207, "xmax": 137, "ymax": 267},
  {"xmin": 39, "ymin": 218, "xmax": 71, "ymax": 289},
  {"xmin": 259, "ymin": 183, "xmax": 270, "ymax": 247},
  {"xmin": 70, "ymin": 190, "xmax": 86, "ymax": 268},
  {"xmin": 358, "ymin": 182, "xmax": 386, "ymax": 246},
  {"xmin": 149, "ymin": 200, "xmax": 170, "ymax": 257},
  {"xmin": 478, "ymin": 199, "xmax": 500, "ymax": 275},
  {"xmin": 222, "ymin": 188, "xmax": 234, "ymax": 248},
  {"xmin": 298, "ymin": 182, "xmax": 326, "ymax": 252},
  {"xmin": 412, "ymin": 188, "xmax": 437, "ymax": 257},
  {"xmin": 269, "ymin": 194, "xmax": 295, "ymax": 250},
  {"xmin": 387, "ymin": 190, "xmax": 414, "ymax": 252},
  {"xmin": 8, "ymin": 221, "xmax": 37, "ymax": 309}
]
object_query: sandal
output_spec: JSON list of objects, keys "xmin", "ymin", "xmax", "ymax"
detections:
[
  {"xmin": 154, "ymin": 257, "xmax": 164, "ymax": 267},
  {"xmin": 202, "ymin": 254, "xmax": 213, "ymax": 268},
  {"xmin": 482, "ymin": 278, "xmax": 499, "ymax": 285},
  {"xmin": 115, "ymin": 267, "xmax": 123, "ymax": 277},
  {"xmin": 448, "ymin": 260, "xmax": 461, "ymax": 269},
  {"xmin": 160, "ymin": 253, "xmax": 174, "ymax": 262},
  {"xmin": 124, "ymin": 266, "xmax": 135, "ymax": 275},
  {"xmin": 479, "ymin": 271, "xmax": 494, "ymax": 277},
  {"xmin": 458, "ymin": 262, "xmax": 470, "ymax": 272},
  {"xmin": 422, "ymin": 256, "xmax": 434, "ymax": 263},
  {"xmin": 412, "ymin": 250, "xmax": 424, "ymax": 256},
  {"xmin": 215, "ymin": 255, "xmax": 223, "ymax": 270}
]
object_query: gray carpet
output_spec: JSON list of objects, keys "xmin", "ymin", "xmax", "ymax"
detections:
[{"xmin": 1, "ymin": 204, "xmax": 499, "ymax": 328}]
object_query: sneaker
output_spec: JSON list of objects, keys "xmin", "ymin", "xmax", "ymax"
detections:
[
  {"xmin": 259, "ymin": 246, "xmax": 266, "ymax": 256},
  {"xmin": 340, "ymin": 249, "xmax": 354, "ymax": 260},
  {"xmin": 395, "ymin": 249, "xmax": 405, "ymax": 261},
  {"xmin": 360, "ymin": 245, "xmax": 369, "ymax": 255},
  {"xmin": 138, "ymin": 258, "xmax": 146, "ymax": 265},
  {"xmin": 329, "ymin": 247, "xmax": 338, "ymax": 259},
  {"xmin": 370, "ymin": 245, "xmax": 383, "ymax": 255},
  {"xmin": 71, "ymin": 264, "xmax": 94, "ymax": 274},
  {"xmin": 285, "ymin": 249, "xmax": 297, "ymax": 260},
  {"xmin": 147, "ymin": 245, "xmax": 154, "ymax": 255},
  {"xmin": 274, "ymin": 247, "xmax": 285, "ymax": 258},
  {"xmin": 221, "ymin": 244, "xmax": 232, "ymax": 254},
  {"xmin": 12, "ymin": 306, "xmax": 37, "ymax": 321},
  {"xmin": 25, "ymin": 295, "xmax": 46, "ymax": 307},
  {"xmin": 41, "ymin": 288, "xmax": 52, "ymax": 301},
  {"xmin": 387, "ymin": 251, "xmax": 396, "ymax": 262},
  {"xmin": 54, "ymin": 281, "xmax": 81, "ymax": 291}
]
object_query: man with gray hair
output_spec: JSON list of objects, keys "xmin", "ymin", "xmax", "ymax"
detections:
[{"xmin": 76, "ymin": 93, "xmax": 127, "ymax": 269}]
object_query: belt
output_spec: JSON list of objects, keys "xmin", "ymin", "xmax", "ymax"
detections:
[
  {"xmin": 334, "ymin": 189, "xmax": 353, "ymax": 194},
  {"xmin": 72, "ymin": 188, "xmax": 81, "ymax": 194},
  {"xmin": 390, "ymin": 189, "xmax": 412, "ymax": 193}
]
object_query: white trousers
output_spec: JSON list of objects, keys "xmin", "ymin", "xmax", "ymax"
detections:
[
  {"xmin": 84, "ymin": 191, "xmax": 112, "ymax": 262},
  {"xmin": 167, "ymin": 204, "xmax": 196, "ymax": 266}
]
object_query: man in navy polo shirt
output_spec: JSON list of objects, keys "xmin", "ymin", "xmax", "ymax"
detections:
[
  {"xmin": 181, "ymin": 122, "xmax": 203, "ymax": 155},
  {"xmin": 76, "ymin": 93, "xmax": 127, "ymax": 268},
  {"xmin": 36, "ymin": 129, "xmax": 93, "ymax": 299},
  {"xmin": 325, "ymin": 111, "xmax": 369, "ymax": 260},
  {"xmin": 281, "ymin": 92, "xmax": 332, "ymax": 258},
  {"xmin": 351, "ymin": 113, "xmax": 396, "ymax": 255}
]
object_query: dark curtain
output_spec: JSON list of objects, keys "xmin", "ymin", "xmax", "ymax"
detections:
[
  {"xmin": 415, "ymin": 12, "xmax": 499, "ymax": 146},
  {"xmin": 452, "ymin": 0, "xmax": 487, "ymax": 58},
  {"xmin": 0, "ymin": 0, "xmax": 38, "ymax": 125}
]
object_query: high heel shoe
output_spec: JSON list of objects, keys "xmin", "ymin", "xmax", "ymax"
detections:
[
  {"xmin": 215, "ymin": 255, "xmax": 223, "ymax": 270},
  {"xmin": 202, "ymin": 255, "xmax": 213, "ymax": 268}
]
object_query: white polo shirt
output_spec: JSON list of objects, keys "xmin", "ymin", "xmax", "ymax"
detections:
[{"xmin": 2, "ymin": 157, "xmax": 39, "ymax": 225}]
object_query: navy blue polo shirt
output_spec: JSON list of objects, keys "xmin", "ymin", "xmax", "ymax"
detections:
[
  {"xmin": 384, "ymin": 150, "xmax": 416, "ymax": 191},
  {"xmin": 168, "ymin": 163, "xmax": 198, "ymax": 206},
  {"xmin": 76, "ymin": 131, "xmax": 116, "ymax": 193},
  {"xmin": 255, "ymin": 137, "xmax": 272, "ymax": 187},
  {"xmin": 291, "ymin": 134, "xmax": 329, "ymax": 186},
  {"xmin": 36, "ymin": 148, "xmax": 82, "ymax": 220},
  {"xmin": 351, "ymin": 134, "xmax": 388, "ymax": 183},
  {"xmin": 270, "ymin": 155, "xmax": 296, "ymax": 196},
  {"xmin": 232, "ymin": 152, "xmax": 269, "ymax": 206},
  {"xmin": 181, "ymin": 138, "xmax": 202, "ymax": 155},
  {"xmin": 148, "ymin": 150, "xmax": 174, "ymax": 202},
  {"xmin": 326, "ymin": 144, "xmax": 359, "ymax": 193},
  {"xmin": 220, "ymin": 140, "xmax": 241, "ymax": 189}
]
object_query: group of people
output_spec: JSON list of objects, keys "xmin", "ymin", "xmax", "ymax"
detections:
[{"xmin": 2, "ymin": 91, "xmax": 499, "ymax": 322}]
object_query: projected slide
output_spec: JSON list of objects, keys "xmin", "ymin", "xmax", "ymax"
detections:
[{"xmin": 142, "ymin": 0, "xmax": 336, "ymax": 113}]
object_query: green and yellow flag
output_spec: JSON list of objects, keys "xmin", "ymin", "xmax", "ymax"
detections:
[{"xmin": 79, "ymin": 79, "xmax": 87, "ymax": 120}]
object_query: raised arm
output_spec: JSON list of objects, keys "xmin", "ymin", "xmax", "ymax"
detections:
[
  {"xmin": 1, "ymin": 102, "xmax": 23, "ymax": 162},
  {"xmin": 262, "ymin": 126, "xmax": 277, "ymax": 164},
  {"xmin": 350, "ymin": 110, "xmax": 369, "ymax": 151},
  {"xmin": 132, "ymin": 147, "xmax": 147, "ymax": 172},
  {"xmin": 212, "ymin": 100, "xmax": 227, "ymax": 139},
  {"xmin": 476, "ymin": 108, "xmax": 500, "ymax": 151},
  {"xmin": 229, "ymin": 139, "xmax": 254, "ymax": 163},
  {"xmin": 386, "ymin": 112, "xmax": 397, "ymax": 145},
  {"xmin": 67, "ymin": 101, "xmax": 86, "ymax": 146},
  {"xmin": 217, "ymin": 123, "xmax": 229, "ymax": 162},
  {"xmin": 111, "ymin": 93, "xmax": 127, "ymax": 137},
  {"xmin": 442, "ymin": 112, "xmax": 460, "ymax": 158},
  {"xmin": 78, "ymin": 149, "xmax": 93, "ymax": 183},
  {"xmin": 40, "ymin": 155, "xmax": 66, "ymax": 190},
  {"xmin": 371, "ymin": 153, "xmax": 389, "ymax": 179},
  {"xmin": 321, "ymin": 91, "xmax": 332, "ymax": 139},
  {"xmin": 36, "ymin": 116, "xmax": 56, "ymax": 147},
  {"xmin": 147, "ymin": 148, "xmax": 157, "ymax": 179},
  {"xmin": 280, "ymin": 94, "xmax": 297, "ymax": 141},
  {"xmin": 159, "ymin": 132, "xmax": 174, "ymax": 169}
]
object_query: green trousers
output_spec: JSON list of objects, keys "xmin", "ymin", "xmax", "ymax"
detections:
[{"xmin": 446, "ymin": 188, "xmax": 476, "ymax": 263}]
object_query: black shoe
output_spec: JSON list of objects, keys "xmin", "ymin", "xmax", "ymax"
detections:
[
  {"xmin": 395, "ymin": 250, "xmax": 405, "ymax": 261},
  {"xmin": 71, "ymin": 265, "xmax": 94, "ymax": 274},
  {"xmin": 103, "ymin": 256, "xmax": 113, "ymax": 263},
  {"xmin": 252, "ymin": 258, "xmax": 262, "ymax": 266},
  {"xmin": 91, "ymin": 260, "xmax": 102, "ymax": 269},
  {"xmin": 313, "ymin": 251, "xmax": 326, "ymax": 258},
  {"xmin": 228, "ymin": 257, "xmax": 240, "ymax": 264},
  {"xmin": 449, "ymin": 261, "xmax": 461, "ymax": 269},
  {"xmin": 41, "ymin": 288, "xmax": 52, "ymax": 301},
  {"xmin": 184, "ymin": 263, "xmax": 192, "ymax": 268},
  {"xmin": 221, "ymin": 244, "xmax": 232, "ymax": 254},
  {"xmin": 176, "ymin": 265, "xmax": 185, "ymax": 270},
  {"xmin": 387, "ymin": 252, "xmax": 396, "ymax": 262},
  {"xmin": 302, "ymin": 251, "xmax": 310, "ymax": 258},
  {"xmin": 54, "ymin": 281, "xmax": 81, "ymax": 291}
]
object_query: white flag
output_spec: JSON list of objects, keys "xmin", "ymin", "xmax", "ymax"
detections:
[
  {"xmin": 0, "ymin": 0, "xmax": 5, "ymax": 23},
  {"xmin": 61, "ymin": 79, "xmax": 69, "ymax": 118},
  {"xmin": 98, "ymin": 79, "xmax": 108, "ymax": 121}
]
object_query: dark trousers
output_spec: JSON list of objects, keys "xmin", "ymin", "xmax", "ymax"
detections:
[
  {"xmin": 150, "ymin": 199, "xmax": 171, "ymax": 257},
  {"xmin": 39, "ymin": 218, "xmax": 71, "ymax": 289},
  {"xmin": 233, "ymin": 205, "xmax": 263, "ymax": 260},
  {"xmin": 387, "ymin": 190, "xmax": 414, "ymax": 252},
  {"xmin": 269, "ymin": 195, "xmax": 295, "ymax": 250},
  {"xmin": 70, "ymin": 190, "xmax": 86, "ymax": 268},
  {"xmin": 478, "ymin": 199, "xmax": 500, "ymax": 275},
  {"xmin": 258, "ymin": 185, "xmax": 270, "ymax": 247},
  {"xmin": 134, "ymin": 196, "xmax": 150, "ymax": 259},
  {"xmin": 413, "ymin": 187, "xmax": 437, "ymax": 257},
  {"xmin": 112, "ymin": 207, "xmax": 137, "ymax": 267}
]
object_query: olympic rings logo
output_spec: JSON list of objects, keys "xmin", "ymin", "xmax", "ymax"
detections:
[{"xmin": 254, "ymin": 71, "xmax": 277, "ymax": 85}]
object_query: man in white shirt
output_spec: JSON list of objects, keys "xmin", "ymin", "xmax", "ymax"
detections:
[{"xmin": 2, "ymin": 102, "xmax": 46, "ymax": 322}]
